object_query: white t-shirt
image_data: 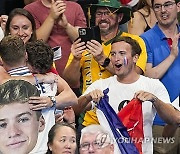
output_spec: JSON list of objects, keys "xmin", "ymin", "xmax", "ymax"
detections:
[{"xmin": 84, "ymin": 75, "xmax": 171, "ymax": 154}]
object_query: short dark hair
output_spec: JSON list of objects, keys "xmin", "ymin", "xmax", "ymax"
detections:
[
  {"xmin": 0, "ymin": 80, "xmax": 41, "ymax": 119},
  {"xmin": 46, "ymin": 122, "xmax": 76, "ymax": 154},
  {"xmin": 5, "ymin": 8, "xmax": 37, "ymax": 42},
  {"xmin": 26, "ymin": 40, "xmax": 54, "ymax": 74},
  {"xmin": 151, "ymin": 0, "xmax": 179, "ymax": 6},
  {"xmin": 0, "ymin": 35, "xmax": 26, "ymax": 67},
  {"xmin": 112, "ymin": 36, "xmax": 142, "ymax": 56}
]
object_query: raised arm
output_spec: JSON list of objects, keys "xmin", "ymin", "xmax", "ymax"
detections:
[
  {"xmin": 35, "ymin": 0, "xmax": 66, "ymax": 42},
  {"xmin": 144, "ymin": 33, "xmax": 180, "ymax": 78},
  {"xmin": 28, "ymin": 74, "xmax": 77, "ymax": 111},
  {"xmin": 63, "ymin": 38, "xmax": 85, "ymax": 87},
  {"xmin": 0, "ymin": 15, "xmax": 8, "ymax": 32},
  {"xmin": 55, "ymin": 75, "xmax": 78, "ymax": 108},
  {"xmin": 57, "ymin": 13, "xmax": 79, "ymax": 42},
  {"xmin": 86, "ymin": 40, "xmax": 115, "ymax": 74}
]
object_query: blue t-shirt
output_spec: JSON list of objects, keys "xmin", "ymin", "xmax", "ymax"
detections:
[{"xmin": 141, "ymin": 23, "xmax": 180, "ymax": 125}]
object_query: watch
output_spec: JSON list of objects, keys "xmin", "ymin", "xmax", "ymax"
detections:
[
  {"xmin": 48, "ymin": 96, "xmax": 56, "ymax": 108},
  {"xmin": 101, "ymin": 58, "xmax": 110, "ymax": 68}
]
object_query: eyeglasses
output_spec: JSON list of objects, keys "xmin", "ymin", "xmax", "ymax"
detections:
[
  {"xmin": 96, "ymin": 11, "xmax": 112, "ymax": 17},
  {"xmin": 80, "ymin": 141, "xmax": 110, "ymax": 151},
  {"xmin": 153, "ymin": 1, "xmax": 176, "ymax": 12},
  {"xmin": 80, "ymin": 132, "xmax": 112, "ymax": 151},
  {"xmin": 95, "ymin": 8, "xmax": 119, "ymax": 18}
]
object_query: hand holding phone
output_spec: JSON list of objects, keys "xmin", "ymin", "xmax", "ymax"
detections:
[
  {"xmin": 55, "ymin": 109, "xmax": 64, "ymax": 123},
  {"xmin": 78, "ymin": 26, "xmax": 101, "ymax": 44}
]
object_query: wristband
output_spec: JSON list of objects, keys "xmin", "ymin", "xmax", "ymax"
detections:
[{"xmin": 101, "ymin": 58, "xmax": 110, "ymax": 68}]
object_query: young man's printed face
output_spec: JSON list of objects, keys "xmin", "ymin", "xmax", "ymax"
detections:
[{"xmin": 0, "ymin": 102, "xmax": 42, "ymax": 154}]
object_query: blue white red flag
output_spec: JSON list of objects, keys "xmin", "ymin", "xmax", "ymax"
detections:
[{"xmin": 97, "ymin": 88, "xmax": 140, "ymax": 154}]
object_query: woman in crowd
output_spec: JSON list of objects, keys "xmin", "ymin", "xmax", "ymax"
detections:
[
  {"xmin": 5, "ymin": 8, "xmax": 36, "ymax": 43},
  {"xmin": 46, "ymin": 122, "xmax": 77, "ymax": 154},
  {"xmin": 4, "ymin": 8, "xmax": 60, "ymax": 75},
  {"xmin": 0, "ymin": 8, "xmax": 44, "ymax": 83},
  {"xmin": 128, "ymin": 0, "xmax": 157, "ymax": 35}
]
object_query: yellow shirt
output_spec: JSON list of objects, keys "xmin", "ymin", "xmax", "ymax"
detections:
[
  {"xmin": 66, "ymin": 32, "xmax": 147, "ymax": 126},
  {"xmin": 66, "ymin": 32, "xmax": 147, "ymax": 93}
]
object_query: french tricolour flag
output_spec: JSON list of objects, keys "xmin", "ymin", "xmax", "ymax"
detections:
[{"xmin": 96, "ymin": 88, "xmax": 143, "ymax": 154}]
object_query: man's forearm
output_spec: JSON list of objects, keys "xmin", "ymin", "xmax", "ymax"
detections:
[
  {"xmin": 55, "ymin": 75, "xmax": 78, "ymax": 109},
  {"xmin": 154, "ymin": 98, "xmax": 180, "ymax": 125},
  {"xmin": 65, "ymin": 24, "xmax": 79, "ymax": 42},
  {"xmin": 162, "ymin": 124, "xmax": 178, "ymax": 137},
  {"xmin": 73, "ymin": 94, "xmax": 92, "ymax": 115},
  {"xmin": 145, "ymin": 54, "xmax": 176, "ymax": 79},
  {"xmin": 36, "ymin": 15, "xmax": 55, "ymax": 42},
  {"xmin": 55, "ymin": 90, "xmax": 78, "ymax": 109},
  {"xmin": 63, "ymin": 58, "xmax": 81, "ymax": 87}
]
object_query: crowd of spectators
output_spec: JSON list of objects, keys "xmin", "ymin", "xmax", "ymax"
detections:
[{"xmin": 0, "ymin": 0, "xmax": 180, "ymax": 153}]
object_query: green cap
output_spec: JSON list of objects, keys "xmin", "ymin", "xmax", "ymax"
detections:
[{"xmin": 90, "ymin": 0, "xmax": 132, "ymax": 24}]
